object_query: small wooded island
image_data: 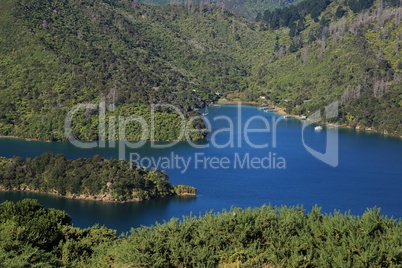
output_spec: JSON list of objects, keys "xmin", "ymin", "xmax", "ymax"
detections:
[{"xmin": 0, "ymin": 153, "xmax": 196, "ymax": 202}]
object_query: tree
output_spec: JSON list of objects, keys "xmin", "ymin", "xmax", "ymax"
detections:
[{"xmin": 335, "ymin": 6, "xmax": 346, "ymax": 18}]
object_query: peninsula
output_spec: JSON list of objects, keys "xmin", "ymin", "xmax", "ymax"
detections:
[{"xmin": 0, "ymin": 153, "xmax": 196, "ymax": 202}]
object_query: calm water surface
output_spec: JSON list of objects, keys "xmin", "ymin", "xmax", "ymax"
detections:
[{"xmin": 0, "ymin": 105, "xmax": 401, "ymax": 234}]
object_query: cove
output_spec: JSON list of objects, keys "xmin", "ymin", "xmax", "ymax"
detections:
[{"xmin": 1, "ymin": 104, "xmax": 401, "ymax": 234}]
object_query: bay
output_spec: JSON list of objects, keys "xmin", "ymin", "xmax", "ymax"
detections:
[{"xmin": 0, "ymin": 104, "xmax": 401, "ymax": 234}]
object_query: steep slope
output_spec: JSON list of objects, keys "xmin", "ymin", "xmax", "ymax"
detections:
[
  {"xmin": 0, "ymin": 0, "xmax": 256, "ymax": 141},
  {"xmin": 139, "ymin": 0, "xmax": 302, "ymax": 20},
  {"xmin": 1, "ymin": 0, "xmax": 401, "ymax": 141},
  {"xmin": 244, "ymin": 0, "xmax": 402, "ymax": 136}
]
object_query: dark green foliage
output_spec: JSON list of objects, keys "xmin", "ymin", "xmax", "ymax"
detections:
[
  {"xmin": 212, "ymin": 0, "xmax": 302, "ymax": 20},
  {"xmin": 173, "ymin": 184, "xmax": 197, "ymax": 195},
  {"xmin": 0, "ymin": 199, "xmax": 71, "ymax": 251},
  {"xmin": 0, "ymin": 153, "xmax": 188, "ymax": 201},
  {"xmin": 340, "ymin": 90, "xmax": 402, "ymax": 134},
  {"xmin": 1, "ymin": 0, "xmax": 401, "ymax": 140},
  {"xmin": 91, "ymin": 205, "xmax": 402, "ymax": 267},
  {"xmin": 383, "ymin": 0, "xmax": 402, "ymax": 8},
  {"xmin": 140, "ymin": 0, "xmax": 302, "ymax": 20},
  {"xmin": 1, "ymin": 200, "xmax": 402, "ymax": 266},
  {"xmin": 247, "ymin": 1, "xmax": 402, "ymax": 137},
  {"xmin": 335, "ymin": 5, "xmax": 346, "ymax": 18},
  {"xmin": 0, "ymin": 199, "xmax": 116, "ymax": 267},
  {"xmin": 58, "ymin": 225, "xmax": 116, "ymax": 266},
  {"xmin": 347, "ymin": 0, "xmax": 375, "ymax": 13},
  {"xmin": 0, "ymin": 0, "xmax": 251, "ymax": 141},
  {"xmin": 263, "ymin": 0, "xmax": 331, "ymax": 32}
]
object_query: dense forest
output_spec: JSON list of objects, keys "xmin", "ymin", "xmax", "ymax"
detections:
[
  {"xmin": 245, "ymin": 0, "xmax": 402, "ymax": 136},
  {"xmin": 1, "ymin": 1, "xmax": 401, "ymax": 266},
  {"xmin": 1, "ymin": 199, "xmax": 401, "ymax": 267},
  {"xmin": 0, "ymin": 199, "xmax": 117, "ymax": 267},
  {"xmin": 0, "ymin": 0, "xmax": 249, "ymax": 141},
  {"xmin": 141, "ymin": 0, "xmax": 302, "ymax": 20},
  {"xmin": 260, "ymin": 0, "xmax": 402, "ymax": 35},
  {"xmin": 0, "ymin": 0, "xmax": 401, "ymax": 141},
  {"xmin": 0, "ymin": 153, "xmax": 196, "ymax": 201}
]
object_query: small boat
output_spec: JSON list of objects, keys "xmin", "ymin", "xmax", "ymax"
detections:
[
  {"xmin": 300, "ymin": 115, "xmax": 307, "ymax": 120},
  {"xmin": 284, "ymin": 115, "xmax": 290, "ymax": 118},
  {"xmin": 314, "ymin": 126, "xmax": 323, "ymax": 131},
  {"xmin": 260, "ymin": 107, "xmax": 273, "ymax": 112}
]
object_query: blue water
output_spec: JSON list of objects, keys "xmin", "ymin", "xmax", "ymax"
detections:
[{"xmin": 0, "ymin": 105, "xmax": 401, "ymax": 234}]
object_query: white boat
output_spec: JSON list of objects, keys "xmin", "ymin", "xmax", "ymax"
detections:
[
  {"xmin": 260, "ymin": 107, "xmax": 273, "ymax": 112},
  {"xmin": 300, "ymin": 115, "xmax": 307, "ymax": 120},
  {"xmin": 284, "ymin": 115, "xmax": 290, "ymax": 118},
  {"xmin": 314, "ymin": 126, "xmax": 323, "ymax": 131}
]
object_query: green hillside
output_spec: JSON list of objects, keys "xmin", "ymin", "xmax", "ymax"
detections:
[
  {"xmin": 139, "ymin": 0, "xmax": 302, "ymax": 20},
  {"xmin": 246, "ymin": 0, "xmax": 402, "ymax": 136},
  {"xmin": 0, "ymin": 0, "xmax": 254, "ymax": 141},
  {"xmin": 0, "ymin": 0, "xmax": 401, "ymax": 141}
]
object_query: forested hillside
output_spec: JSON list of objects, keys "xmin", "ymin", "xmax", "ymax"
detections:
[
  {"xmin": 0, "ymin": 153, "xmax": 196, "ymax": 201},
  {"xmin": 1, "ymin": 199, "xmax": 402, "ymax": 267},
  {"xmin": 247, "ymin": 0, "xmax": 402, "ymax": 135},
  {"xmin": 0, "ymin": 0, "xmax": 401, "ymax": 140},
  {"xmin": 140, "ymin": 0, "xmax": 302, "ymax": 20},
  {"xmin": 0, "ymin": 0, "xmax": 253, "ymax": 141}
]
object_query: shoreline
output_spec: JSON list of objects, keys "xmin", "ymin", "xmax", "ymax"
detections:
[
  {"xmin": 215, "ymin": 102, "xmax": 401, "ymax": 139},
  {"xmin": 0, "ymin": 188, "xmax": 195, "ymax": 204},
  {"xmin": 0, "ymin": 135, "xmax": 207, "ymax": 144},
  {"xmin": 0, "ymin": 135, "xmax": 54, "ymax": 143},
  {"xmin": 1, "ymin": 103, "xmax": 401, "ymax": 142},
  {"xmin": 216, "ymin": 100, "xmax": 259, "ymax": 106},
  {"xmin": 271, "ymin": 106, "xmax": 402, "ymax": 139}
]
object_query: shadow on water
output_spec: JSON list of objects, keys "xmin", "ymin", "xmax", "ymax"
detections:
[
  {"xmin": 0, "ymin": 104, "xmax": 402, "ymax": 233},
  {"xmin": 0, "ymin": 191, "xmax": 196, "ymax": 234}
]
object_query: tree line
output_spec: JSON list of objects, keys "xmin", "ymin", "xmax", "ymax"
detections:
[
  {"xmin": 1, "ymin": 199, "xmax": 402, "ymax": 267},
  {"xmin": 260, "ymin": 0, "xmax": 402, "ymax": 37},
  {"xmin": 0, "ymin": 153, "xmax": 195, "ymax": 201}
]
